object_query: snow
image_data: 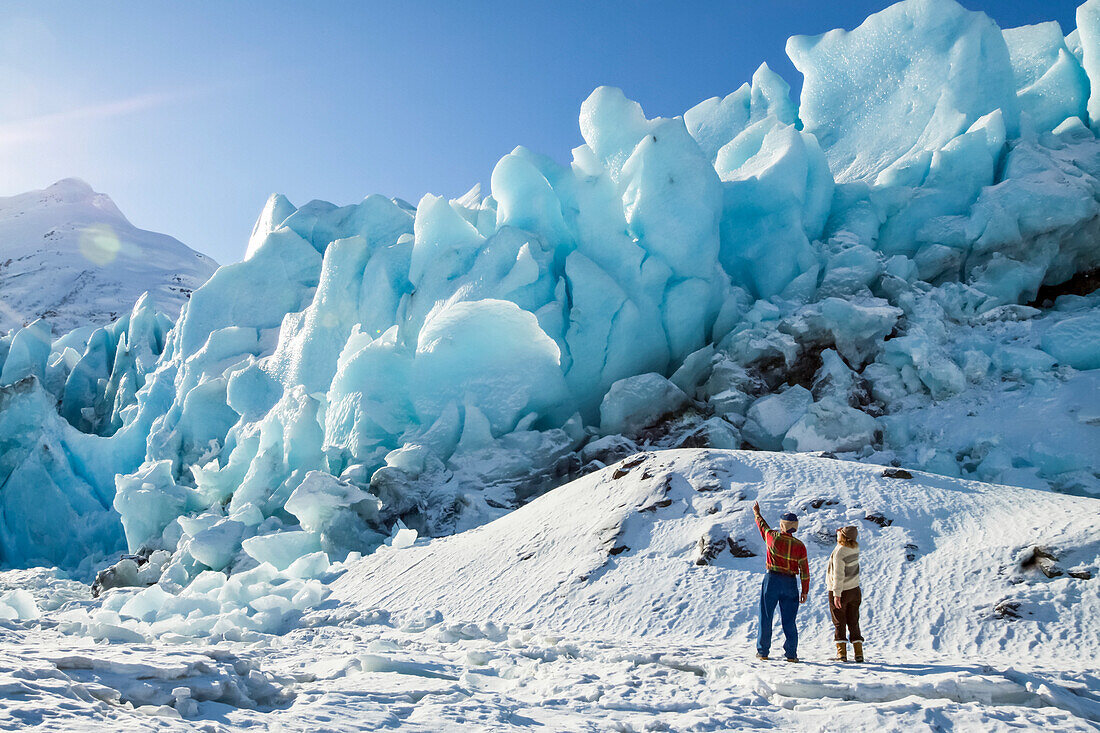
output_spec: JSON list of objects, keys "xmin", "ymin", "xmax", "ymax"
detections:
[
  {"xmin": 0, "ymin": 451, "xmax": 1095, "ymax": 730},
  {"xmin": 0, "ymin": 179, "xmax": 216, "ymax": 335}
]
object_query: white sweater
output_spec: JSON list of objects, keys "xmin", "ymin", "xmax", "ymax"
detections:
[{"xmin": 826, "ymin": 544, "xmax": 860, "ymax": 594}]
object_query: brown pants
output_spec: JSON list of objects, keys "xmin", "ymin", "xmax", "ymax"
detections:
[{"xmin": 829, "ymin": 587, "xmax": 862, "ymax": 642}]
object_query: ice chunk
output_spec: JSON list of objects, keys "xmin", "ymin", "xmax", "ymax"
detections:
[
  {"xmin": 241, "ymin": 530, "xmax": 322, "ymax": 571},
  {"xmin": 284, "ymin": 470, "xmax": 378, "ymax": 534},
  {"xmin": 245, "ymin": 194, "xmax": 297, "ymax": 261},
  {"xmin": 226, "ymin": 360, "xmax": 281, "ymax": 421},
  {"xmin": 685, "ymin": 63, "xmax": 797, "ymax": 162},
  {"xmin": 285, "ymin": 551, "xmax": 331, "ymax": 579},
  {"xmin": 176, "ymin": 226, "xmax": 321, "ymax": 357},
  {"xmin": 598, "ymin": 373, "xmax": 689, "ymax": 437},
  {"xmin": 579, "ymin": 86, "xmax": 656, "ymax": 178},
  {"xmin": 788, "ymin": 0, "xmax": 1018, "ymax": 183},
  {"xmin": 782, "ymin": 400, "xmax": 878, "ymax": 453},
  {"xmin": 186, "ymin": 519, "xmax": 245, "ymax": 572},
  {"xmin": 881, "ymin": 330, "xmax": 966, "ymax": 399},
  {"xmin": 413, "ymin": 299, "xmax": 569, "ymax": 434},
  {"xmin": 389, "ymin": 527, "xmax": 418, "ymax": 550},
  {"xmin": 119, "ymin": 583, "xmax": 173, "ymax": 623},
  {"xmin": 1040, "ymin": 313, "xmax": 1100, "ymax": 370},
  {"xmin": 1077, "ymin": 0, "xmax": 1100, "ymax": 130},
  {"xmin": 669, "ymin": 344, "xmax": 716, "ymax": 395},
  {"xmin": 409, "ymin": 194, "xmax": 485, "ymax": 286},
  {"xmin": 0, "ymin": 319, "xmax": 52, "ymax": 386},
  {"xmin": 0, "ymin": 589, "xmax": 39, "ymax": 620},
  {"xmin": 1004, "ymin": 21, "xmax": 1089, "ymax": 133},
  {"xmin": 818, "ymin": 298, "xmax": 902, "ymax": 366},
  {"xmin": 741, "ymin": 386, "xmax": 813, "ymax": 451},
  {"xmin": 819, "ymin": 246, "xmax": 883, "ymax": 297},
  {"xmin": 993, "ymin": 345, "xmax": 1057, "ymax": 378},
  {"xmin": 690, "ymin": 416, "xmax": 742, "ymax": 450},
  {"xmin": 562, "ymin": 251, "xmax": 669, "ymax": 420},
  {"xmin": 113, "ymin": 461, "xmax": 195, "ymax": 552},
  {"xmin": 715, "ymin": 118, "xmax": 833, "ymax": 299}
]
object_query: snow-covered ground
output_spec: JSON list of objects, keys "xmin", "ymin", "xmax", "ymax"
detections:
[
  {"xmin": 0, "ymin": 450, "xmax": 1096, "ymax": 731},
  {"xmin": 0, "ymin": 179, "xmax": 216, "ymax": 335}
]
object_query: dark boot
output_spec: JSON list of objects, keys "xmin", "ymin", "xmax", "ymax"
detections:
[
  {"xmin": 834, "ymin": 642, "xmax": 847, "ymax": 662},
  {"xmin": 853, "ymin": 641, "xmax": 864, "ymax": 663}
]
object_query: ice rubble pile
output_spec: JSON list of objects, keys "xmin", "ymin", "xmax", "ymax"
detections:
[{"xmin": 0, "ymin": 0, "xmax": 1098, "ymax": 590}]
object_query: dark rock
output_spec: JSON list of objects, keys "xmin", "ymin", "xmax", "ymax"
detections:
[
  {"xmin": 882, "ymin": 468, "xmax": 913, "ymax": 479},
  {"xmin": 1069, "ymin": 569, "xmax": 1093, "ymax": 580},
  {"xmin": 611, "ymin": 452, "xmax": 650, "ymax": 479},
  {"xmin": 806, "ymin": 498, "xmax": 838, "ymax": 509},
  {"xmin": 863, "ymin": 513, "xmax": 893, "ymax": 527},
  {"xmin": 726, "ymin": 538, "xmax": 757, "ymax": 558},
  {"xmin": 1021, "ymin": 547, "xmax": 1063, "ymax": 578},
  {"xmin": 639, "ymin": 498, "xmax": 673, "ymax": 513},
  {"xmin": 609, "ymin": 545, "xmax": 630, "ymax": 556},
  {"xmin": 993, "ymin": 600, "xmax": 1021, "ymax": 620},
  {"xmin": 695, "ymin": 532, "xmax": 726, "ymax": 566},
  {"xmin": 905, "ymin": 543, "xmax": 918, "ymax": 562},
  {"xmin": 91, "ymin": 548, "xmax": 158, "ymax": 598}
]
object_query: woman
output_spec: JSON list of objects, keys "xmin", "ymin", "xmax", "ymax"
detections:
[{"xmin": 826, "ymin": 525, "xmax": 863, "ymax": 662}]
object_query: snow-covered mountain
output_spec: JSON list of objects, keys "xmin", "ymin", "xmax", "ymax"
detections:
[{"xmin": 0, "ymin": 178, "xmax": 216, "ymax": 335}]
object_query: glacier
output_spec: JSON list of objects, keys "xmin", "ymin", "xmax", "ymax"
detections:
[{"xmin": 0, "ymin": 0, "xmax": 1098, "ymax": 596}]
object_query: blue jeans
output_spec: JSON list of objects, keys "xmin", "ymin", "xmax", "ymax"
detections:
[{"xmin": 757, "ymin": 572, "xmax": 799, "ymax": 659}]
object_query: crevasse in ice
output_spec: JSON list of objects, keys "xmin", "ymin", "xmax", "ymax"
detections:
[{"xmin": 1, "ymin": 0, "xmax": 1099, "ymax": 587}]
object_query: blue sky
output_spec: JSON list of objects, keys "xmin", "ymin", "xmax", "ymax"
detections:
[{"xmin": 0, "ymin": 1, "xmax": 1081, "ymax": 264}]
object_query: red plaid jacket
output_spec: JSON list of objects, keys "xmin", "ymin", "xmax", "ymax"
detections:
[{"xmin": 755, "ymin": 513, "xmax": 810, "ymax": 596}]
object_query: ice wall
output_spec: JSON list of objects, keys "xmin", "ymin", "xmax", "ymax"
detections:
[{"xmin": 1, "ymin": 0, "xmax": 1099, "ymax": 573}]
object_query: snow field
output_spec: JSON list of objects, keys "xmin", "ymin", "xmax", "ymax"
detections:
[
  {"xmin": 334, "ymin": 451, "xmax": 1100, "ymax": 661},
  {"xmin": 0, "ymin": 449, "xmax": 1097, "ymax": 730}
]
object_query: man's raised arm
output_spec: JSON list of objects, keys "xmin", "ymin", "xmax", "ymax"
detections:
[{"xmin": 752, "ymin": 501, "xmax": 770, "ymax": 539}]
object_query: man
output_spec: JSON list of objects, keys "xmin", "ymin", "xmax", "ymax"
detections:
[{"xmin": 752, "ymin": 502, "xmax": 809, "ymax": 662}]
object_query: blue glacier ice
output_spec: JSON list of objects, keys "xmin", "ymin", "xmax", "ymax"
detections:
[{"xmin": 1, "ymin": 0, "xmax": 1099, "ymax": 582}]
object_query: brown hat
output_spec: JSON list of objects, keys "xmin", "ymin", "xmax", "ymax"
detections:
[{"xmin": 838, "ymin": 526, "xmax": 858, "ymax": 541}]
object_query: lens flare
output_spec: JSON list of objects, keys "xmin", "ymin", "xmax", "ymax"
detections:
[{"xmin": 78, "ymin": 224, "xmax": 121, "ymax": 265}]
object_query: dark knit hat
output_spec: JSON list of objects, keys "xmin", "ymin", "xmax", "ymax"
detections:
[{"xmin": 781, "ymin": 512, "xmax": 798, "ymax": 522}]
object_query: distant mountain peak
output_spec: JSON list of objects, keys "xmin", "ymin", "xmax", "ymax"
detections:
[{"xmin": 0, "ymin": 179, "xmax": 217, "ymax": 335}]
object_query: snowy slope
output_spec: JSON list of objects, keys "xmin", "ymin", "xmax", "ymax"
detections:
[
  {"xmin": 0, "ymin": 449, "xmax": 1095, "ymax": 731},
  {"xmin": 334, "ymin": 450, "xmax": 1100, "ymax": 660},
  {"xmin": 0, "ymin": 179, "xmax": 216, "ymax": 335}
]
